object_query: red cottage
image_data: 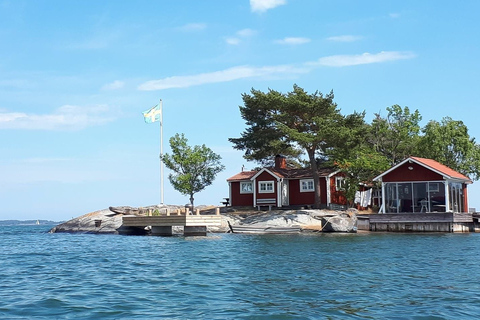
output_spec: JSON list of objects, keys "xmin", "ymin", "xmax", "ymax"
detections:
[
  {"xmin": 227, "ymin": 155, "xmax": 347, "ymax": 210},
  {"xmin": 373, "ymin": 157, "xmax": 472, "ymax": 213}
]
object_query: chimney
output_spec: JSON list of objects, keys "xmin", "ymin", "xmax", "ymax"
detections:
[{"xmin": 275, "ymin": 155, "xmax": 287, "ymax": 169}]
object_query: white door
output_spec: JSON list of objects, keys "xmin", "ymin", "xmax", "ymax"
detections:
[{"xmin": 282, "ymin": 181, "xmax": 289, "ymax": 206}]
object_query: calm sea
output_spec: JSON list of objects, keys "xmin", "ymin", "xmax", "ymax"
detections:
[{"xmin": 1, "ymin": 225, "xmax": 480, "ymax": 319}]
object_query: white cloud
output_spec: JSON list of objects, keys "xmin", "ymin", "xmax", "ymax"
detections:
[
  {"xmin": 274, "ymin": 37, "xmax": 311, "ymax": 45},
  {"xmin": 101, "ymin": 80, "xmax": 125, "ymax": 90},
  {"xmin": 138, "ymin": 51, "xmax": 416, "ymax": 91},
  {"xmin": 237, "ymin": 28, "xmax": 257, "ymax": 37},
  {"xmin": 250, "ymin": 0, "xmax": 286, "ymax": 13},
  {"xmin": 225, "ymin": 28, "xmax": 257, "ymax": 45},
  {"xmin": 312, "ymin": 51, "xmax": 416, "ymax": 67},
  {"xmin": 0, "ymin": 104, "xmax": 117, "ymax": 130},
  {"xmin": 177, "ymin": 23, "xmax": 207, "ymax": 32},
  {"xmin": 389, "ymin": 13, "xmax": 401, "ymax": 18},
  {"xmin": 138, "ymin": 65, "xmax": 308, "ymax": 90},
  {"xmin": 226, "ymin": 37, "xmax": 241, "ymax": 45},
  {"xmin": 327, "ymin": 35, "xmax": 363, "ymax": 42}
]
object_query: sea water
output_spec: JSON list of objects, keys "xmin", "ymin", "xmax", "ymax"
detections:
[{"xmin": 1, "ymin": 225, "xmax": 480, "ymax": 319}]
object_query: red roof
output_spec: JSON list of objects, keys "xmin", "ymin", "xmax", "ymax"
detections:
[
  {"xmin": 410, "ymin": 157, "xmax": 472, "ymax": 182},
  {"xmin": 227, "ymin": 171, "xmax": 257, "ymax": 182},
  {"xmin": 227, "ymin": 167, "xmax": 338, "ymax": 181}
]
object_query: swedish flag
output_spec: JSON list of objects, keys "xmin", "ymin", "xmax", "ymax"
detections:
[{"xmin": 142, "ymin": 104, "xmax": 161, "ymax": 124}]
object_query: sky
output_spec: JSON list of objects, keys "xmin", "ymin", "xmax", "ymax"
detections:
[{"xmin": 1, "ymin": 0, "xmax": 480, "ymax": 221}]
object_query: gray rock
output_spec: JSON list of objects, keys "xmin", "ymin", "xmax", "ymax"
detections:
[
  {"xmin": 49, "ymin": 208, "xmax": 123, "ymax": 234},
  {"xmin": 49, "ymin": 206, "xmax": 357, "ymax": 234}
]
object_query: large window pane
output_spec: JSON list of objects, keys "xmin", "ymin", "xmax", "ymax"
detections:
[
  {"xmin": 413, "ymin": 183, "xmax": 428, "ymax": 212},
  {"xmin": 398, "ymin": 183, "xmax": 413, "ymax": 212},
  {"xmin": 385, "ymin": 183, "xmax": 398, "ymax": 213},
  {"xmin": 449, "ymin": 182, "xmax": 463, "ymax": 213},
  {"xmin": 429, "ymin": 182, "xmax": 446, "ymax": 212}
]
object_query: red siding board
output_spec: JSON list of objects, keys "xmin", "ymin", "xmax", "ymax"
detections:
[
  {"xmin": 230, "ymin": 182, "xmax": 253, "ymax": 206},
  {"xmin": 288, "ymin": 179, "xmax": 315, "ymax": 205},
  {"xmin": 383, "ymin": 162, "xmax": 443, "ymax": 182},
  {"xmin": 255, "ymin": 171, "xmax": 278, "ymax": 200}
]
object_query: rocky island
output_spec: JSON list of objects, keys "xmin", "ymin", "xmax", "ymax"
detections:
[{"xmin": 49, "ymin": 205, "xmax": 358, "ymax": 235}]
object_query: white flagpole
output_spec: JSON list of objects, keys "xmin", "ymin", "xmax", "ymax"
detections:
[{"xmin": 160, "ymin": 99, "xmax": 164, "ymax": 205}]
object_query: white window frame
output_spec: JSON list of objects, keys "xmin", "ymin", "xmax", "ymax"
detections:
[
  {"xmin": 240, "ymin": 181, "xmax": 253, "ymax": 194},
  {"xmin": 335, "ymin": 176, "xmax": 345, "ymax": 191},
  {"xmin": 429, "ymin": 182, "xmax": 440, "ymax": 192},
  {"xmin": 300, "ymin": 179, "xmax": 315, "ymax": 192},
  {"xmin": 258, "ymin": 181, "xmax": 274, "ymax": 193}
]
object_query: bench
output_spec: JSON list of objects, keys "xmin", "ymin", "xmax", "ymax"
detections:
[
  {"xmin": 329, "ymin": 203, "xmax": 347, "ymax": 211},
  {"xmin": 221, "ymin": 198, "xmax": 230, "ymax": 206},
  {"xmin": 256, "ymin": 198, "xmax": 276, "ymax": 211}
]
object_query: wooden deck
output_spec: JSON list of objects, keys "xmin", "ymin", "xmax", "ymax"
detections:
[
  {"xmin": 122, "ymin": 215, "xmax": 223, "ymax": 227},
  {"xmin": 368, "ymin": 213, "xmax": 473, "ymax": 223},
  {"xmin": 122, "ymin": 215, "xmax": 223, "ymax": 236},
  {"xmin": 362, "ymin": 212, "xmax": 476, "ymax": 232}
]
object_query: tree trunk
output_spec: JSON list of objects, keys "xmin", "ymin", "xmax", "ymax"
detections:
[
  {"xmin": 189, "ymin": 195, "xmax": 194, "ymax": 213},
  {"xmin": 307, "ymin": 148, "xmax": 321, "ymax": 209}
]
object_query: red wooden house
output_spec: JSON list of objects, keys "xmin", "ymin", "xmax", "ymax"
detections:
[
  {"xmin": 373, "ymin": 156, "xmax": 472, "ymax": 213},
  {"xmin": 227, "ymin": 155, "xmax": 347, "ymax": 209}
]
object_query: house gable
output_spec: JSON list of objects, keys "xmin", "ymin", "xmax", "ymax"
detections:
[
  {"xmin": 382, "ymin": 161, "xmax": 444, "ymax": 182},
  {"xmin": 251, "ymin": 168, "xmax": 282, "ymax": 181},
  {"xmin": 254, "ymin": 170, "xmax": 279, "ymax": 201},
  {"xmin": 374, "ymin": 157, "xmax": 471, "ymax": 183}
]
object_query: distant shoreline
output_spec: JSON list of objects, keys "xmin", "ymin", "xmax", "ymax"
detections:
[{"xmin": 0, "ymin": 220, "xmax": 63, "ymax": 226}]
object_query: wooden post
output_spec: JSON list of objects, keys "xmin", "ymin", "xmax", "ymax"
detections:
[
  {"xmin": 196, "ymin": 209, "xmax": 200, "ymax": 215},
  {"xmin": 177, "ymin": 209, "xmax": 181, "ymax": 215},
  {"xmin": 166, "ymin": 208, "xmax": 170, "ymax": 216},
  {"xmin": 215, "ymin": 207, "xmax": 220, "ymax": 215},
  {"xmin": 185, "ymin": 208, "xmax": 190, "ymax": 215},
  {"xmin": 148, "ymin": 209, "xmax": 152, "ymax": 216}
]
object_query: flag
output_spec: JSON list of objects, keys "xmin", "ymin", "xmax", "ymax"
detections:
[{"xmin": 143, "ymin": 104, "xmax": 161, "ymax": 124}]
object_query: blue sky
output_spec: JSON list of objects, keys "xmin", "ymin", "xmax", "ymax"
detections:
[{"xmin": 1, "ymin": 0, "xmax": 480, "ymax": 220}]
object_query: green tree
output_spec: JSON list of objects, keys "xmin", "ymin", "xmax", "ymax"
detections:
[
  {"xmin": 230, "ymin": 85, "xmax": 359, "ymax": 208},
  {"xmin": 229, "ymin": 88, "xmax": 302, "ymax": 167},
  {"xmin": 161, "ymin": 133, "xmax": 225, "ymax": 209},
  {"xmin": 326, "ymin": 110, "xmax": 369, "ymax": 162},
  {"xmin": 418, "ymin": 117, "xmax": 480, "ymax": 180},
  {"xmin": 323, "ymin": 109, "xmax": 391, "ymax": 207},
  {"xmin": 336, "ymin": 150, "xmax": 390, "ymax": 207},
  {"xmin": 370, "ymin": 105, "xmax": 422, "ymax": 165}
]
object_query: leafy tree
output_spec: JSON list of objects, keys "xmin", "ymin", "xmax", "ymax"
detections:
[
  {"xmin": 336, "ymin": 150, "xmax": 390, "ymax": 207},
  {"xmin": 230, "ymin": 84, "xmax": 355, "ymax": 208},
  {"xmin": 326, "ymin": 111, "xmax": 369, "ymax": 162},
  {"xmin": 229, "ymin": 88, "xmax": 302, "ymax": 167},
  {"xmin": 328, "ymin": 112, "xmax": 389, "ymax": 206},
  {"xmin": 418, "ymin": 117, "xmax": 480, "ymax": 180},
  {"xmin": 161, "ymin": 133, "xmax": 225, "ymax": 209},
  {"xmin": 370, "ymin": 105, "xmax": 422, "ymax": 165}
]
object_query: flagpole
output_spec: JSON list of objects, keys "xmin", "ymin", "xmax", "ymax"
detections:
[{"xmin": 160, "ymin": 99, "xmax": 164, "ymax": 205}]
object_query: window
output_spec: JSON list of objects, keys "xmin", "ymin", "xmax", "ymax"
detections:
[
  {"xmin": 240, "ymin": 182, "xmax": 253, "ymax": 194},
  {"xmin": 300, "ymin": 179, "xmax": 314, "ymax": 192},
  {"xmin": 428, "ymin": 182, "xmax": 440, "ymax": 192},
  {"xmin": 335, "ymin": 176, "xmax": 345, "ymax": 191},
  {"xmin": 259, "ymin": 181, "xmax": 274, "ymax": 193}
]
